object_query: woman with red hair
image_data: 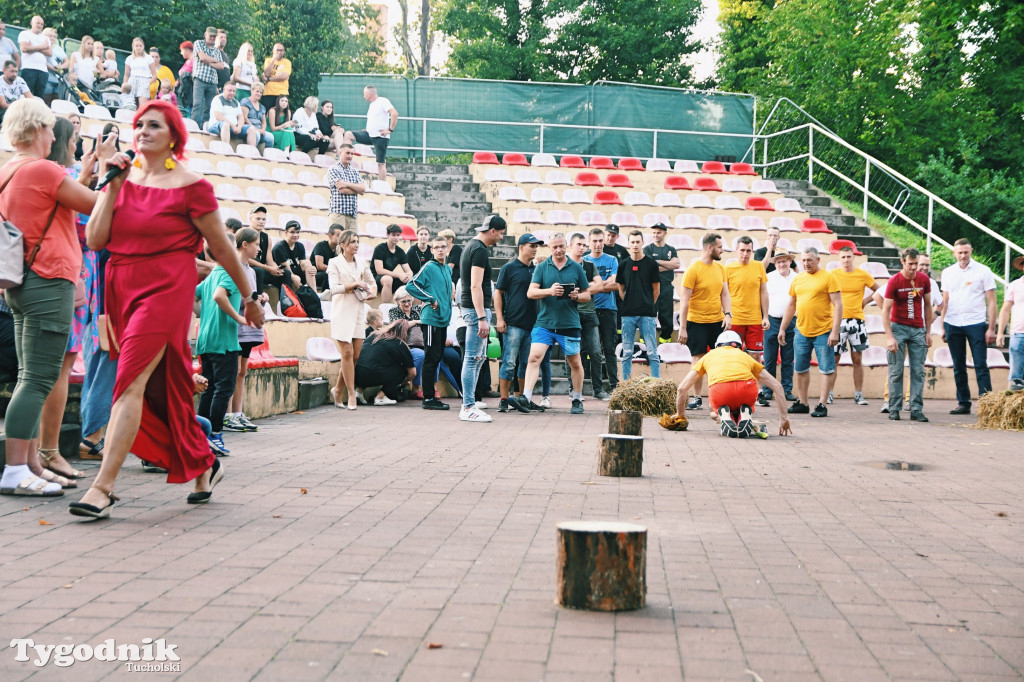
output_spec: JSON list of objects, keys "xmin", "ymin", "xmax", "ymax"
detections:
[{"xmin": 69, "ymin": 100, "xmax": 264, "ymax": 520}]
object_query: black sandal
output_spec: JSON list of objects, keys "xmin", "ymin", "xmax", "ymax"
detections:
[
  {"xmin": 68, "ymin": 488, "xmax": 119, "ymax": 520},
  {"xmin": 187, "ymin": 459, "xmax": 224, "ymax": 504},
  {"xmin": 79, "ymin": 439, "xmax": 104, "ymax": 460}
]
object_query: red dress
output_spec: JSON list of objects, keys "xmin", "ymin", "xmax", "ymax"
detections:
[{"xmin": 105, "ymin": 179, "xmax": 218, "ymax": 483}]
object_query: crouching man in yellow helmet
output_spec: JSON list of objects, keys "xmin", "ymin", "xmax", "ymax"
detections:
[{"xmin": 674, "ymin": 331, "xmax": 794, "ymax": 438}]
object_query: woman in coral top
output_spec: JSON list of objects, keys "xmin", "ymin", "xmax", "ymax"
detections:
[{"xmin": 69, "ymin": 100, "xmax": 263, "ymax": 520}]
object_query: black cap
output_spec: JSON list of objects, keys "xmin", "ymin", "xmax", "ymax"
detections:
[
  {"xmin": 605, "ymin": 224, "xmax": 619, "ymax": 234},
  {"xmin": 476, "ymin": 215, "xmax": 507, "ymax": 232},
  {"xmin": 651, "ymin": 222, "xmax": 668, "ymax": 231}
]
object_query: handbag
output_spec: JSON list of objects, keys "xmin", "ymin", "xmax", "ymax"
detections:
[{"xmin": 0, "ymin": 158, "xmax": 59, "ymax": 288}]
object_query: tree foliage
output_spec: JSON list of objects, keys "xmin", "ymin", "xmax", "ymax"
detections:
[
  {"xmin": 336, "ymin": 1, "xmax": 388, "ymax": 74},
  {"xmin": 436, "ymin": 0, "xmax": 703, "ymax": 86}
]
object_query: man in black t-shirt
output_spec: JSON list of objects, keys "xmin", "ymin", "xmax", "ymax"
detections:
[
  {"xmin": 371, "ymin": 223, "xmax": 412, "ymax": 303},
  {"xmin": 753, "ymin": 227, "xmax": 790, "ymax": 275},
  {"xmin": 458, "ymin": 215, "xmax": 506, "ymax": 423},
  {"xmin": 270, "ymin": 221, "xmax": 315, "ymax": 289},
  {"xmin": 247, "ymin": 206, "xmax": 296, "ymax": 292},
  {"xmin": 406, "ymin": 226, "xmax": 432, "ymax": 276},
  {"xmin": 643, "ymin": 223, "xmax": 681, "ymax": 342},
  {"xmin": 311, "ymin": 224, "xmax": 342, "ymax": 291},
  {"xmin": 495, "ymin": 233, "xmax": 542, "ymax": 412},
  {"xmin": 618, "ymin": 230, "xmax": 661, "ymax": 380}
]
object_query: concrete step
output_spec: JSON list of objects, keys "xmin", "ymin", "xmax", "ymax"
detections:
[
  {"xmin": 394, "ymin": 181, "xmax": 478, "ymax": 193},
  {"xmin": 768, "ymin": 178, "xmax": 809, "ymax": 190},
  {"xmin": 390, "ymin": 162, "xmax": 469, "ymax": 175},
  {"xmin": 401, "ymin": 189, "xmax": 488, "ymax": 203}
]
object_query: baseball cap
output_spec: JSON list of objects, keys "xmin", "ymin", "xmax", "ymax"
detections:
[
  {"xmin": 605, "ymin": 224, "xmax": 620, "ymax": 234},
  {"xmin": 249, "ymin": 205, "xmax": 267, "ymax": 215},
  {"xmin": 476, "ymin": 215, "xmax": 507, "ymax": 232},
  {"xmin": 715, "ymin": 331, "xmax": 743, "ymax": 348},
  {"xmin": 650, "ymin": 222, "xmax": 668, "ymax": 231},
  {"xmin": 518, "ymin": 233, "xmax": 544, "ymax": 246}
]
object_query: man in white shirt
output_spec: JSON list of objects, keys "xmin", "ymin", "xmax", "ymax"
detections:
[
  {"xmin": 18, "ymin": 15, "xmax": 51, "ymax": 97},
  {"xmin": 0, "ymin": 20, "xmax": 20, "ymax": 71},
  {"xmin": 0, "ymin": 60, "xmax": 32, "ymax": 117},
  {"xmin": 941, "ymin": 238, "xmax": 997, "ymax": 414},
  {"xmin": 344, "ymin": 84, "xmax": 398, "ymax": 182},
  {"xmin": 208, "ymin": 82, "xmax": 261, "ymax": 146},
  {"xmin": 760, "ymin": 250, "xmax": 798, "ymax": 404}
]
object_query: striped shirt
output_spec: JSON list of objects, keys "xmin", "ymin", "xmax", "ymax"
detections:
[
  {"xmin": 192, "ymin": 38, "xmax": 226, "ymax": 84},
  {"xmin": 326, "ymin": 162, "xmax": 363, "ymax": 217}
]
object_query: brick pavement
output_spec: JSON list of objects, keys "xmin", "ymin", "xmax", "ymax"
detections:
[{"xmin": 1, "ymin": 396, "xmax": 1022, "ymax": 681}]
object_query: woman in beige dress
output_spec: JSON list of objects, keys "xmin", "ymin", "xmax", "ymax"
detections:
[{"xmin": 327, "ymin": 230, "xmax": 376, "ymax": 410}]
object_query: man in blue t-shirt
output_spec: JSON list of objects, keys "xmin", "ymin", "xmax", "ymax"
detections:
[
  {"xmin": 520, "ymin": 233, "xmax": 591, "ymax": 414},
  {"xmin": 494, "ymin": 233, "xmax": 543, "ymax": 413},
  {"xmin": 584, "ymin": 227, "xmax": 620, "ymax": 391}
]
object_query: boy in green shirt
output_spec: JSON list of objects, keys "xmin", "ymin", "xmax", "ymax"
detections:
[{"xmin": 196, "ymin": 264, "xmax": 246, "ymax": 455}]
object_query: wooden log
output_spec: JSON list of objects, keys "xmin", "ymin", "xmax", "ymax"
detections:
[
  {"xmin": 597, "ymin": 434, "xmax": 643, "ymax": 477},
  {"xmin": 556, "ymin": 521, "xmax": 647, "ymax": 611},
  {"xmin": 608, "ymin": 409, "xmax": 643, "ymax": 436}
]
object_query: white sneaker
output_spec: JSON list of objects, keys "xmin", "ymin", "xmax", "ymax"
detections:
[
  {"xmin": 374, "ymin": 396, "xmax": 397, "ymax": 406},
  {"xmin": 854, "ymin": 393, "xmax": 869, "ymax": 406},
  {"xmin": 540, "ymin": 397, "xmax": 551, "ymax": 408},
  {"xmin": 460, "ymin": 406, "xmax": 492, "ymax": 423},
  {"xmin": 474, "ymin": 401, "xmax": 488, "ymax": 410}
]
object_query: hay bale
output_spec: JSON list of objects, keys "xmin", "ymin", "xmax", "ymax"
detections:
[
  {"xmin": 977, "ymin": 390, "xmax": 1024, "ymax": 431},
  {"xmin": 608, "ymin": 376, "xmax": 679, "ymax": 417}
]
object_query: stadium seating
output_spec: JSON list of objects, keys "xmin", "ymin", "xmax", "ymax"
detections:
[
  {"xmin": 862, "ymin": 262, "xmax": 891, "ymax": 278},
  {"xmin": 707, "ymin": 215, "xmax": 736, "ymax": 230},
  {"xmin": 563, "ymin": 189, "xmax": 592, "ymax": 204},
  {"xmin": 774, "ymin": 198, "xmax": 803, "ymax": 212},
  {"xmin": 693, "ymin": 177, "xmax": 722, "ymax": 192},
  {"xmin": 969, "ymin": 348, "xmax": 1010, "ymax": 369},
  {"xmin": 715, "ymin": 196, "xmax": 743, "ymax": 211},
  {"xmin": 860, "ymin": 346, "xmax": 888, "ymax": 367},
  {"xmin": 802, "ymin": 218, "xmax": 832, "ymax": 233},
  {"xmin": 575, "ymin": 172, "xmax": 603, "ymax": 186},
  {"xmin": 514, "ymin": 169, "xmax": 542, "ymax": 184},
  {"xmin": 702, "ymin": 161, "xmax": 728, "ymax": 174},
  {"xmin": 667, "ymin": 234, "xmax": 697, "ymax": 250},
  {"xmin": 546, "ymin": 170, "xmax": 573, "ymax": 185},
  {"xmin": 830, "ymin": 239, "xmax": 863, "ymax": 255},
  {"xmin": 655, "ymin": 193, "xmax": 684, "ymax": 207},
  {"xmin": 531, "ymin": 187, "xmax": 559, "ymax": 203},
  {"xmin": 611, "ymin": 212, "xmax": 641, "ymax": 227},
  {"xmin": 745, "ymin": 197, "xmax": 773, "ymax": 211},
  {"xmin": 646, "ymin": 159, "xmax": 672, "ymax": 172},
  {"xmin": 684, "ymin": 194, "xmax": 712, "ymax": 209},
  {"xmin": 547, "ymin": 210, "xmax": 576, "ymax": 225},
  {"xmin": 605, "ymin": 173, "xmax": 633, "ymax": 188},
  {"xmin": 751, "ymin": 179, "xmax": 780, "ymax": 193},
  {"xmin": 618, "ymin": 158, "xmax": 645, "ymax": 171},
  {"xmin": 664, "ymin": 176, "xmax": 692, "ymax": 190},
  {"xmin": 589, "ymin": 156, "xmax": 615, "ymax": 169},
  {"xmin": 513, "ymin": 208, "xmax": 544, "ymax": 224},
  {"xmin": 473, "ymin": 151, "xmax": 499, "ymax": 164},
  {"xmin": 502, "ymin": 152, "xmax": 529, "ymax": 166},
  {"xmin": 797, "ymin": 238, "xmax": 827, "ymax": 253},
  {"xmin": 594, "ymin": 190, "xmax": 623, "ymax": 205},
  {"xmin": 658, "ymin": 343, "xmax": 693, "ymax": 364},
  {"xmin": 643, "ymin": 213, "xmax": 672, "ymax": 227},
  {"xmin": 560, "ymin": 155, "xmax": 586, "ymax": 168},
  {"xmin": 531, "ymin": 153, "xmax": 557, "ymax": 167},
  {"xmin": 498, "ymin": 186, "xmax": 527, "ymax": 202},
  {"xmin": 306, "ymin": 337, "xmax": 341, "ymax": 362},
  {"xmin": 674, "ymin": 160, "xmax": 700, "ymax": 173},
  {"xmin": 624, "ymin": 192, "xmax": 654, "ymax": 206},
  {"xmin": 933, "ymin": 347, "xmax": 954, "ymax": 368},
  {"xmin": 485, "ymin": 168, "xmax": 513, "ymax": 183},
  {"xmin": 675, "ymin": 214, "xmax": 704, "ymax": 229},
  {"xmin": 730, "ymin": 162, "xmax": 758, "ymax": 176},
  {"xmin": 579, "ymin": 211, "xmax": 607, "ymax": 226},
  {"xmin": 737, "ymin": 216, "xmax": 768, "ymax": 231},
  {"xmin": 722, "ymin": 178, "xmax": 749, "ymax": 193},
  {"xmin": 770, "ymin": 216, "xmax": 799, "ymax": 232}
]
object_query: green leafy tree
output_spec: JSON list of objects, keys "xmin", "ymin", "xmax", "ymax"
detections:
[
  {"xmin": 716, "ymin": 0, "xmax": 775, "ymax": 94},
  {"xmin": 337, "ymin": 1, "xmax": 388, "ymax": 74}
]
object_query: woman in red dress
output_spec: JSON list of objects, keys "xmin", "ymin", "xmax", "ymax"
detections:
[{"xmin": 69, "ymin": 100, "xmax": 263, "ymax": 520}]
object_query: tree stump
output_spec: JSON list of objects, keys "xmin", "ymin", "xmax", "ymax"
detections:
[
  {"xmin": 556, "ymin": 521, "xmax": 646, "ymax": 611},
  {"xmin": 598, "ymin": 434, "xmax": 643, "ymax": 477},
  {"xmin": 608, "ymin": 409, "xmax": 643, "ymax": 436}
]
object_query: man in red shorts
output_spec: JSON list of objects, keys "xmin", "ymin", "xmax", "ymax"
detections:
[
  {"xmin": 674, "ymin": 331, "xmax": 793, "ymax": 438},
  {"xmin": 725, "ymin": 235, "xmax": 769, "ymax": 360}
]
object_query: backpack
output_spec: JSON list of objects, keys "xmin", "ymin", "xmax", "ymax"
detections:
[
  {"xmin": 295, "ymin": 284, "xmax": 323, "ymax": 319},
  {"xmin": 280, "ymin": 284, "xmax": 307, "ymax": 318}
]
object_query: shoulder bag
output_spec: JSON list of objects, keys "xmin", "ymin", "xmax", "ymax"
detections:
[{"xmin": 0, "ymin": 158, "xmax": 60, "ymax": 289}]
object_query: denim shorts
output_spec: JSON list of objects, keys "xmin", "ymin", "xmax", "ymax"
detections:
[
  {"xmin": 794, "ymin": 330, "xmax": 835, "ymax": 375},
  {"xmin": 532, "ymin": 326, "xmax": 581, "ymax": 356}
]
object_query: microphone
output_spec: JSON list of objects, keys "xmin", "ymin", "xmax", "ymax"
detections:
[{"xmin": 95, "ymin": 150, "xmax": 136, "ymax": 192}]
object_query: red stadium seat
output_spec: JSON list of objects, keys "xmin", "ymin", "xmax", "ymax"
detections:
[
  {"xmin": 502, "ymin": 152, "xmax": 529, "ymax": 166},
  {"xmin": 664, "ymin": 176, "xmax": 692, "ymax": 190},
  {"xmin": 472, "ymin": 151, "xmax": 499, "ymax": 165},
  {"xmin": 702, "ymin": 160, "xmax": 728, "ymax": 174},
  {"xmin": 594, "ymin": 190, "xmax": 623, "ymax": 205},
  {"xmin": 829, "ymin": 239, "xmax": 863, "ymax": 255},
  {"xmin": 744, "ymin": 196, "xmax": 772, "ymax": 211},
  {"xmin": 400, "ymin": 224, "xmax": 418, "ymax": 240},
  {"xmin": 605, "ymin": 173, "xmax": 633, "ymax": 188},
  {"xmin": 589, "ymin": 156, "xmax": 615, "ymax": 169},
  {"xmin": 729, "ymin": 162, "xmax": 758, "ymax": 176},
  {"xmin": 617, "ymin": 158, "xmax": 644, "ymax": 171},
  {"xmin": 693, "ymin": 177, "xmax": 722, "ymax": 192},
  {"xmin": 575, "ymin": 171, "xmax": 603, "ymax": 186},
  {"xmin": 802, "ymin": 218, "xmax": 833, "ymax": 233},
  {"xmin": 560, "ymin": 155, "xmax": 586, "ymax": 168}
]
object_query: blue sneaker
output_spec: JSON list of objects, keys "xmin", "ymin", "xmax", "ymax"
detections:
[{"xmin": 208, "ymin": 433, "xmax": 230, "ymax": 456}]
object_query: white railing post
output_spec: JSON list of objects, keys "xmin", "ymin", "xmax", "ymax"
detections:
[
  {"xmin": 653, "ymin": 130, "xmax": 658, "ymax": 158},
  {"xmin": 807, "ymin": 127, "xmax": 814, "ymax": 184},
  {"xmin": 421, "ymin": 119, "xmax": 427, "ymax": 162},
  {"xmin": 539, "ymin": 124, "xmax": 545, "ymax": 154},
  {"xmin": 762, "ymin": 137, "xmax": 767, "ymax": 169},
  {"xmin": 863, "ymin": 159, "xmax": 870, "ymax": 221},
  {"xmin": 926, "ymin": 197, "xmax": 933, "ymax": 255}
]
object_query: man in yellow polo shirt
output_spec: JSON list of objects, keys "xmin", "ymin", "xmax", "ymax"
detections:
[
  {"xmin": 678, "ymin": 232, "xmax": 731, "ymax": 410},
  {"xmin": 778, "ymin": 247, "xmax": 842, "ymax": 417},
  {"xmin": 725, "ymin": 235, "xmax": 768, "ymax": 360},
  {"xmin": 830, "ymin": 246, "xmax": 882, "ymax": 405},
  {"xmin": 674, "ymin": 331, "xmax": 793, "ymax": 438},
  {"xmin": 260, "ymin": 43, "xmax": 290, "ymax": 111}
]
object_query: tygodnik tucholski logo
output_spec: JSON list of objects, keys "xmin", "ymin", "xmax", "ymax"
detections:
[{"xmin": 10, "ymin": 638, "xmax": 181, "ymax": 670}]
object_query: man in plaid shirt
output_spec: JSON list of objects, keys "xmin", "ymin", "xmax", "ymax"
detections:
[
  {"xmin": 191, "ymin": 26, "xmax": 228, "ymax": 129},
  {"xmin": 326, "ymin": 144, "xmax": 365, "ymax": 231}
]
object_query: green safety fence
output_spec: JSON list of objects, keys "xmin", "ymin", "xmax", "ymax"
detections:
[{"xmin": 318, "ymin": 75, "xmax": 754, "ymax": 162}]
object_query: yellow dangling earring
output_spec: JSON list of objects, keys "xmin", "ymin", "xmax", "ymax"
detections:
[
  {"xmin": 132, "ymin": 157, "xmax": 142, "ymax": 168},
  {"xmin": 165, "ymin": 157, "xmax": 176, "ymax": 171}
]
